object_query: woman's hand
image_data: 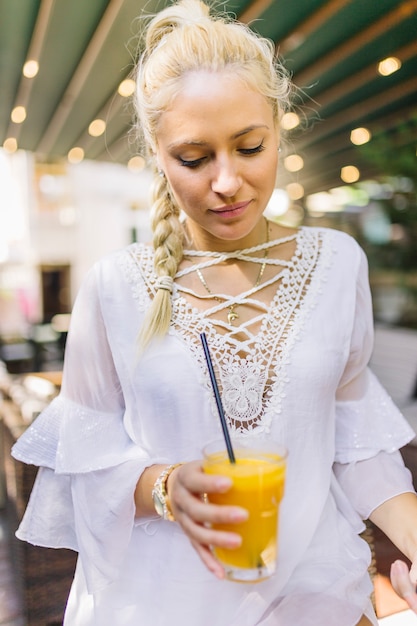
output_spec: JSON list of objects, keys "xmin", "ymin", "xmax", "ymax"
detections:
[
  {"xmin": 168, "ymin": 461, "xmax": 248, "ymax": 579},
  {"xmin": 390, "ymin": 557, "xmax": 417, "ymax": 612}
]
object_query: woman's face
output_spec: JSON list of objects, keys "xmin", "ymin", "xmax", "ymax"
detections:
[{"xmin": 155, "ymin": 70, "xmax": 279, "ymax": 250}]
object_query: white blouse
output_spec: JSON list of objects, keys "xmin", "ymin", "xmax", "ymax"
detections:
[{"xmin": 12, "ymin": 226, "xmax": 415, "ymax": 626}]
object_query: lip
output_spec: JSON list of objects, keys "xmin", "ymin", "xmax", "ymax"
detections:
[{"xmin": 210, "ymin": 200, "xmax": 251, "ymax": 217}]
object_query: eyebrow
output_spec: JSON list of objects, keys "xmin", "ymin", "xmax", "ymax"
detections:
[
  {"xmin": 233, "ymin": 124, "xmax": 269, "ymax": 139},
  {"xmin": 167, "ymin": 124, "xmax": 269, "ymax": 150}
]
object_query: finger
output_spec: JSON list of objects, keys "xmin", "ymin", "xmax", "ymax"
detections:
[
  {"xmin": 179, "ymin": 507, "xmax": 243, "ymax": 550},
  {"xmin": 172, "ymin": 472, "xmax": 247, "ymax": 526},
  {"xmin": 390, "ymin": 560, "xmax": 417, "ymax": 612},
  {"xmin": 177, "ymin": 463, "xmax": 233, "ymax": 496},
  {"xmin": 178, "ymin": 495, "xmax": 248, "ymax": 526},
  {"xmin": 410, "ymin": 561, "xmax": 417, "ymax": 585},
  {"xmin": 171, "ymin": 477, "xmax": 246, "ymax": 548},
  {"xmin": 190, "ymin": 539, "xmax": 226, "ymax": 579}
]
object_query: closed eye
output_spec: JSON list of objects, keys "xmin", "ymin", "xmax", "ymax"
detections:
[
  {"xmin": 178, "ymin": 141, "xmax": 265, "ymax": 167},
  {"xmin": 239, "ymin": 142, "xmax": 265, "ymax": 155},
  {"xmin": 179, "ymin": 156, "xmax": 206, "ymax": 168}
]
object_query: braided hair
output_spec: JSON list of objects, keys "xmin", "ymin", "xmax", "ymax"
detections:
[{"xmin": 134, "ymin": 0, "xmax": 291, "ymax": 348}]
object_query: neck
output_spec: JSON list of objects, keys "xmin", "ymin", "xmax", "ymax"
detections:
[{"xmin": 184, "ymin": 218, "xmax": 269, "ymax": 253}]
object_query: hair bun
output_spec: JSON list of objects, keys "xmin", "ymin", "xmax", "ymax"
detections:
[{"xmin": 145, "ymin": 0, "xmax": 211, "ymax": 54}]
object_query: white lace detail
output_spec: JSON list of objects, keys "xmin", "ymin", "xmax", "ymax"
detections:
[
  {"xmin": 221, "ymin": 357, "xmax": 264, "ymax": 425},
  {"xmin": 119, "ymin": 227, "xmax": 334, "ymax": 434},
  {"xmin": 177, "ymin": 237, "xmax": 294, "ymax": 330},
  {"xmin": 335, "ymin": 370, "xmax": 416, "ymax": 462},
  {"xmin": 118, "ymin": 246, "xmax": 178, "ymax": 312}
]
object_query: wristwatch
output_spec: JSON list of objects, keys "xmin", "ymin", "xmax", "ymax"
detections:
[{"xmin": 152, "ymin": 463, "xmax": 182, "ymax": 521}]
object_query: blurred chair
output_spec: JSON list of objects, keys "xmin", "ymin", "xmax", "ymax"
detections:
[
  {"xmin": 29, "ymin": 323, "xmax": 62, "ymax": 371},
  {"xmin": 0, "ymin": 374, "xmax": 76, "ymax": 625},
  {"xmin": 0, "ymin": 338, "xmax": 36, "ymax": 374}
]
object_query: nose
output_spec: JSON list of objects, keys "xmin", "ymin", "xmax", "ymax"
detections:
[{"xmin": 211, "ymin": 158, "xmax": 242, "ymax": 197}]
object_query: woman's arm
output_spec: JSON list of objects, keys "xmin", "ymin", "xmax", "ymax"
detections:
[
  {"xmin": 370, "ymin": 492, "xmax": 417, "ymax": 562},
  {"xmin": 370, "ymin": 492, "xmax": 417, "ymax": 611}
]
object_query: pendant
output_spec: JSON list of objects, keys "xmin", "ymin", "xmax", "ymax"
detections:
[{"xmin": 227, "ymin": 305, "xmax": 239, "ymax": 325}]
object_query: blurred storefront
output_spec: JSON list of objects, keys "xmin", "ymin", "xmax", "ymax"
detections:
[{"xmin": 0, "ymin": 148, "xmax": 153, "ymax": 374}]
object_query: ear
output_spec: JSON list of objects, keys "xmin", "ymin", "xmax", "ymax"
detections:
[
  {"xmin": 154, "ymin": 153, "xmax": 165, "ymax": 176},
  {"xmin": 154, "ymin": 150, "xmax": 167, "ymax": 178},
  {"xmin": 149, "ymin": 146, "xmax": 160, "ymax": 171}
]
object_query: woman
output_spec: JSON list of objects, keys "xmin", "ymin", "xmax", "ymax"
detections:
[{"xmin": 12, "ymin": 1, "xmax": 417, "ymax": 624}]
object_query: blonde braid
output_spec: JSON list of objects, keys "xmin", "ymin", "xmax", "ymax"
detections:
[
  {"xmin": 138, "ymin": 173, "xmax": 184, "ymax": 349},
  {"xmin": 134, "ymin": 0, "xmax": 293, "ymax": 349}
]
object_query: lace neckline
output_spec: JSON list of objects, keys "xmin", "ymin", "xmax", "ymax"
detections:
[
  {"xmin": 175, "ymin": 231, "xmax": 300, "ymax": 329},
  {"xmin": 122, "ymin": 227, "xmax": 334, "ymax": 435},
  {"xmin": 177, "ymin": 232, "xmax": 298, "ymax": 279}
]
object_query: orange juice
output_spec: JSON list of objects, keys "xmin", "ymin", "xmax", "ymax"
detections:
[{"xmin": 203, "ymin": 441, "xmax": 286, "ymax": 582}]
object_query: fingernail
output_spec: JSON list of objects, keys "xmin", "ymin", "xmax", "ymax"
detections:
[
  {"xmin": 215, "ymin": 477, "xmax": 232, "ymax": 491},
  {"xmin": 226, "ymin": 535, "xmax": 242, "ymax": 547},
  {"xmin": 230, "ymin": 508, "xmax": 249, "ymax": 522}
]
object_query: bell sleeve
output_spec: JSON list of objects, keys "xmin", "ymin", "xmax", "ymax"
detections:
[
  {"xmin": 333, "ymin": 244, "xmax": 415, "ymax": 519},
  {"xmin": 12, "ymin": 261, "xmax": 164, "ymax": 593}
]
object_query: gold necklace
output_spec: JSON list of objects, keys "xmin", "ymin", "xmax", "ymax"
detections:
[{"xmin": 195, "ymin": 220, "xmax": 269, "ymax": 326}]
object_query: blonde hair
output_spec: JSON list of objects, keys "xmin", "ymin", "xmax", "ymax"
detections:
[{"xmin": 135, "ymin": 0, "xmax": 291, "ymax": 348}]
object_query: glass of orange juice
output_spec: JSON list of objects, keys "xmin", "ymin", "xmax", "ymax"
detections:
[{"xmin": 203, "ymin": 438, "xmax": 287, "ymax": 583}]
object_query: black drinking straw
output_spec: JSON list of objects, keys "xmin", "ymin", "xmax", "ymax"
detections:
[{"xmin": 200, "ymin": 332, "xmax": 236, "ymax": 463}]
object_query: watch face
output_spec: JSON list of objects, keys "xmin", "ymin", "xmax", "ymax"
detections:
[{"xmin": 153, "ymin": 491, "xmax": 165, "ymax": 518}]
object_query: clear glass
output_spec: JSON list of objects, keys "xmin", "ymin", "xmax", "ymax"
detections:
[{"xmin": 203, "ymin": 438, "xmax": 287, "ymax": 583}]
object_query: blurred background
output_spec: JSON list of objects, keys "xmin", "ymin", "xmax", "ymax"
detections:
[
  {"xmin": 0, "ymin": 0, "xmax": 416, "ymax": 375},
  {"xmin": 0, "ymin": 1, "xmax": 416, "ymax": 624}
]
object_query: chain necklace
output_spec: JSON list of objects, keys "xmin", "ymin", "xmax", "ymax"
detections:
[{"xmin": 195, "ymin": 220, "xmax": 270, "ymax": 325}]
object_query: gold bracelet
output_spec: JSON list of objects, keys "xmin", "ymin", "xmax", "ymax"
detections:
[{"xmin": 151, "ymin": 463, "xmax": 183, "ymax": 521}]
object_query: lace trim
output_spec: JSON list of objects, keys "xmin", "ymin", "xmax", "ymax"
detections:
[
  {"xmin": 177, "ymin": 236, "xmax": 296, "ymax": 326},
  {"xmin": 335, "ymin": 370, "xmax": 416, "ymax": 462},
  {"xmin": 118, "ymin": 228, "xmax": 334, "ymax": 434}
]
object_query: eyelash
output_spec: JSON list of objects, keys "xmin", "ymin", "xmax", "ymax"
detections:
[
  {"xmin": 240, "ymin": 142, "xmax": 265, "ymax": 156},
  {"xmin": 179, "ymin": 142, "xmax": 265, "ymax": 168}
]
